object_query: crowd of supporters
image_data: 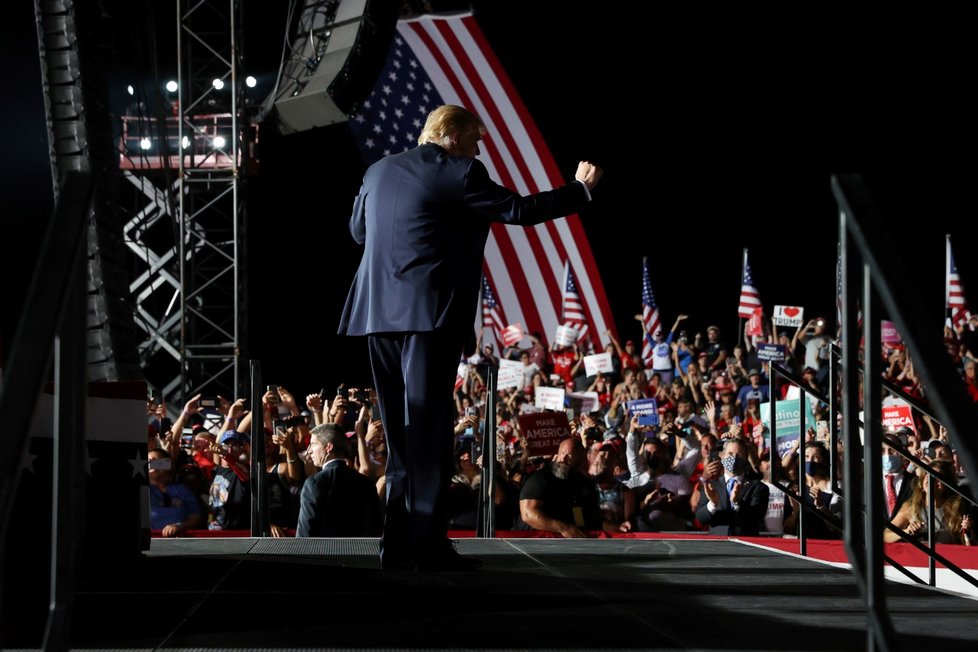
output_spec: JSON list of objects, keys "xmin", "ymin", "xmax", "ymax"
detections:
[{"xmin": 146, "ymin": 313, "xmax": 978, "ymax": 545}]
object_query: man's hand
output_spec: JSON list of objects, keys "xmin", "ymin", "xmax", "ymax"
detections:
[{"xmin": 575, "ymin": 160, "xmax": 603, "ymax": 190}]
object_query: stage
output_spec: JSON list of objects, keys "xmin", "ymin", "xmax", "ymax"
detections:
[{"xmin": 4, "ymin": 536, "xmax": 978, "ymax": 650}]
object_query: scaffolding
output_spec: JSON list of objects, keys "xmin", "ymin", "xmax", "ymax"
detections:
[{"xmin": 123, "ymin": 0, "xmax": 255, "ymax": 408}]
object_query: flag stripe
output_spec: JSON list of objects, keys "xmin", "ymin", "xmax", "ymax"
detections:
[
  {"xmin": 431, "ymin": 20, "xmax": 567, "ymax": 321},
  {"xmin": 404, "ymin": 20, "xmax": 550, "ymax": 339},
  {"xmin": 641, "ymin": 258, "xmax": 661, "ymax": 367},
  {"xmin": 947, "ymin": 235, "xmax": 971, "ymax": 327},
  {"xmin": 401, "ymin": 14, "xmax": 613, "ymax": 350},
  {"xmin": 738, "ymin": 249, "xmax": 763, "ymax": 319}
]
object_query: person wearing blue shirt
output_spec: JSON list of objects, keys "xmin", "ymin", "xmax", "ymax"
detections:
[{"xmin": 148, "ymin": 448, "xmax": 203, "ymax": 537}]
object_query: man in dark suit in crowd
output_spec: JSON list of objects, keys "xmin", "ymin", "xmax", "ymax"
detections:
[
  {"xmin": 338, "ymin": 104, "xmax": 603, "ymax": 570},
  {"xmin": 296, "ymin": 424, "xmax": 382, "ymax": 538},
  {"xmin": 695, "ymin": 437, "xmax": 769, "ymax": 536},
  {"xmin": 882, "ymin": 432, "xmax": 915, "ymax": 522}
]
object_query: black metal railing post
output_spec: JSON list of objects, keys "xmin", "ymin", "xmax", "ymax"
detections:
[
  {"xmin": 250, "ymin": 360, "xmax": 267, "ymax": 537},
  {"xmin": 478, "ymin": 364, "xmax": 497, "ymax": 538}
]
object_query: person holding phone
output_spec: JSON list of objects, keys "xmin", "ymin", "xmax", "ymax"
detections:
[
  {"xmin": 695, "ymin": 437, "xmax": 769, "ymax": 536},
  {"xmin": 148, "ymin": 448, "xmax": 203, "ymax": 537},
  {"xmin": 338, "ymin": 104, "xmax": 603, "ymax": 570}
]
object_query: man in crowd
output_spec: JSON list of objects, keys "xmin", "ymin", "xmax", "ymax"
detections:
[
  {"xmin": 297, "ymin": 423, "xmax": 382, "ymax": 538},
  {"xmin": 337, "ymin": 103, "xmax": 602, "ymax": 570},
  {"xmin": 519, "ymin": 437, "xmax": 610, "ymax": 537},
  {"xmin": 695, "ymin": 437, "xmax": 769, "ymax": 535}
]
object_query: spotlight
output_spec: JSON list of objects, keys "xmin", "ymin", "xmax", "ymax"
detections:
[
  {"xmin": 139, "ymin": 138, "xmax": 151, "ymax": 150},
  {"xmin": 212, "ymin": 135, "xmax": 226, "ymax": 148},
  {"xmin": 212, "ymin": 78, "xmax": 225, "ymax": 91},
  {"xmin": 181, "ymin": 136, "xmax": 191, "ymax": 149},
  {"xmin": 127, "ymin": 85, "xmax": 134, "ymax": 96},
  {"xmin": 165, "ymin": 80, "xmax": 178, "ymax": 93},
  {"xmin": 245, "ymin": 76, "xmax": 257, "ymax": 88}
]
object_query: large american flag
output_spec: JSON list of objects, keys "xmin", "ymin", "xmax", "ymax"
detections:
[
  {"xmin": 562, "ymin": 260, "xmax": 589, "ymax": 343},
  {"xmin": 947, "ymin": 234, "xmax": 971, "ymax": 329},
  {"xmin": 641, "ymin": 257, "xmax": 661, "ymax": 368},
  {"xmin": 738, "ymin": 249, "xmax": 762, "ymax": 319},
  {"xmin": 345, "ymin": 12, "xmax": 614, "ymax": 350},
  {"xmin": 481, "ymin": 273, "xmax": 506, "ymax": 343}
]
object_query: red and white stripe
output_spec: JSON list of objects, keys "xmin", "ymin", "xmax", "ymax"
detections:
[
  {"xmin": 400, "ymin": 14, "xmax": 615, "ymax": 351},
  {"xmin": 947, "ymin": 235, "xmax": 971, "ymax": 329}
]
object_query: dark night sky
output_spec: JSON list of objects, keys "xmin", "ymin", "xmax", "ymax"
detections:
[{"xmin": 3, "ymin": 2, "xmax": 976, "ymax": 396}]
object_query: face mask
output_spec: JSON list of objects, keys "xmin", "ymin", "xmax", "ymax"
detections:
[
  {"xmin": 805, "ymin": 461, "xmax": 827, "ymax": 477},
  {"xmin": 882, "ymin": 454, "xmax": 903, "ymax": 474},
  {"xmin": 721, "ymin": 455, "xmax": 746, "ymax": 476}
]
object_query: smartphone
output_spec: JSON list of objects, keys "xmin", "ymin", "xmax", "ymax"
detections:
[
  {"xmin": 199, "ymin": 397, "xmax": 217, "ymax": 408},
  {"xmin": 708, "ymin": 449, "xmax": 721, "ymax": 463},
  {"xmin": 267, "ymin": 385, "xmax": 280, "ymax": 403},
  {"xmin": 816, "ymin": 420, "xmax": 829, "ymax": 442},
  {"xmin": 465, "ymin": 406, "xmax": 478, "ymax": 418}
]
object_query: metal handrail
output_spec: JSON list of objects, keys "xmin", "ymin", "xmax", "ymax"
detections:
[{"xmin": 772, "ymin": 322, "xmax": 978, "ymax": 595}]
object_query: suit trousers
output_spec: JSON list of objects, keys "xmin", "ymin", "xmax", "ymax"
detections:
[{"xmin": 368, "ymin": 330, "xmax": 463, "ymax": 563}]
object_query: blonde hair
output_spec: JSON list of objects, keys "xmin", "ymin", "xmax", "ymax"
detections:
[
  {"xmin": 908, "ymin": 460, "xmax": 965, "ymax": 543},
  {"xmin": 417, "ymin": 104, "xmax": 486, "ymax": 148}
]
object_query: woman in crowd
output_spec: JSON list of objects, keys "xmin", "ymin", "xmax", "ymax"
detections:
[
  {"xmin": 799, "ymin": 441, "xmax": 842, "ymax": 540},
  {"xmin": 884, "ymin": 459, "xmax": 973, "ymax": 545}
]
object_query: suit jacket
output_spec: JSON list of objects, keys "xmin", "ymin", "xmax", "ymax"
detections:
[
  {"xmin": 695, "ymin": 475, "xmax": 770, "ymax": 536},
  {"xmin": 296, "ymin": 460, "xmax": 382, "ymax": 538},
  {"xmin": 337, "ymin": 144, "xmax": 588, "ymax": 350}
]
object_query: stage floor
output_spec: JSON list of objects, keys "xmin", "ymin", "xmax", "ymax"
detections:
[{"xmin": 4, "ymin": 537, "xmax": 978, "ymax": 650}]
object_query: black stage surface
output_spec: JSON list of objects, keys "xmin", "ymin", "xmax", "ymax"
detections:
[{"xmin": 4, "ymin": 537, "xmax": 978, "ymax": 650}]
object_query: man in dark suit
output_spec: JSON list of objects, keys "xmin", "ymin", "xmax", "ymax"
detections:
[
  {"xmin": 296, "ymin": 424, "xmax": 382, "ymax": 538},
  {"xmin": 883, "ymin": 434, "xmax": 915, "ymax": 522},
  {"xmin": 338, "ymin": 104, "xmax": 603, "ymax": 570},
  {"xmin": 695, "ymin": 437, "xmax": 770, "ymax": 536}
]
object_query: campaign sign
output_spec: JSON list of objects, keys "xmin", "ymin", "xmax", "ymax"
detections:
[
  {"xmin": 501, "ymin": 323, "xmax": 524, "ymax": 347},
  {"xmin": 566, "ymin": 391, "xmax": 600, "ymax": 415},
  {"xmin": 747, "ymin": 307, "xmax": 765, "ymax": 337},
  {"xmin": 554, "ymin": 324, "xmax": 578, "ymax": 347},
  {"xmin": 759, "ymin": 398, "xmax": 817, "ymax": 457},
  {"xmin": 882, "ymin": 403, "xmax": 916, "ymax": 434},
  {"xmin": 756, "ymin": 344, "xmax": 785, "ymax": 362},
  {"xmin": 497, "ymin": 358, "xmax": 523, "ymax": 390},
  {"xmin": 534, "ymin": 386, "xmax": 566, "ymax": 411},
  {"xmin": 583, "ymin": 352, "xmax": 613, "ymax": 377},
  {"xmin": 881, "ymin": 320, "xmax": 903, "ymax": 344},
  {"xmin": 517, "ymin": 411, "xmax": 570, "ymax": 457},
  {"xmin": 773, "ymin": 305, "xmax": 804, "ymax": 327},
  {"xmin": 627, "ymin": 398, "xmax": 660, "ymax": 427}
]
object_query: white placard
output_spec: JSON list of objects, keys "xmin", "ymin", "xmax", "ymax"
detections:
[
  {"xmin": 554, "ymin": 324, "xmax": 578, "ymax": 347},
  {"xmin": 534, "ymin": 386, "xmax": 566, "ymax": 411},
  {"xmin": 583, "ymin": 352, "xmax": 613, "ymax": 377},
  {"xmin": 772, "ymin": 305, "xmax": 805, "ymax": 327},
  {"xmin": 566, "ymin": 391, "xmax": 600, "ymax": 415},
  {"xmin": 497, "ymin": 358, "xmax": 523, "ymax": 390}
]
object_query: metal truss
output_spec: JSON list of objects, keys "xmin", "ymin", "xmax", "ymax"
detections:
[{"xmin": 123, "ymin": 0, "xmax": 250, "ymax": 411}]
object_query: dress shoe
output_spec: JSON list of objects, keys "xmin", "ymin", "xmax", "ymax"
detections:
[
  {"xmin": 413, "ymin": 540, "xmax": 482, "ymax": 571},
  {"xmin": 380, "ymin": 553, "xmax": 414, "ymax": 571}
]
